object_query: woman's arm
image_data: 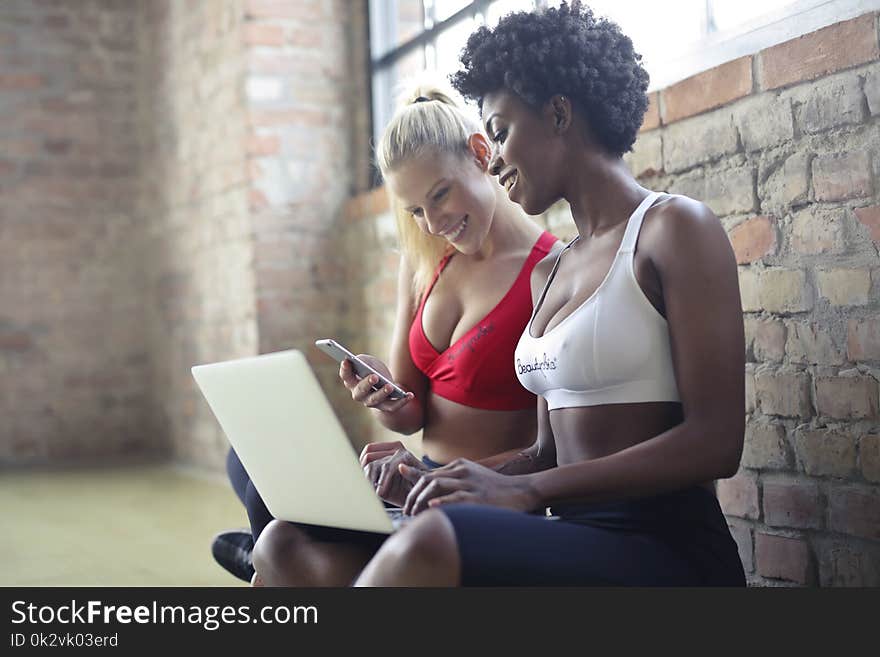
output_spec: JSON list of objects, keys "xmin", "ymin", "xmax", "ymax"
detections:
[
  {"xmin": 479, "ymin": 396, "xmax": 557, "ymax": 474},
  {"xmin": 525, "ymin": 197, "xmax": 745, "ymax": 505},
  {"xmin": 367, "ymin": 255, "xmax": 430, "ymax": 435}
]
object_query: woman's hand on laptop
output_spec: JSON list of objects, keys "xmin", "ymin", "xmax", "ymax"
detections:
[
  {"xmin": 340, "ymin": 356, "xmax": 412, "ymax": 413},
  {"xmin": 360, "ymin": 441, "xmax": 427, "ymax": 507},
  {"xmin": 398, "ymin": 460, "xmax": 540, "ymax": 516}
]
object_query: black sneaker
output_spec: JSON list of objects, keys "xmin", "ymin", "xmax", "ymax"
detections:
[{"xmin": 211, "ymin": 530, "xmax": 255, "ymax": 583}]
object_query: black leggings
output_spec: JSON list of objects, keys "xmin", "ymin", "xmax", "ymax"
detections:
[
  {"xmin": 439, "ymin": 486, "xmax": 746, "ymax": 586},
  {"xmin": 226, "ymin": 448, "xmax": 274, "ymax": 541}
]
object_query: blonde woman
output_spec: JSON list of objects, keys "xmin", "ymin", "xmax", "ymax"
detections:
[{"xmin": 222, "ymin": 82, "xmax": 559, "ymax": 585}]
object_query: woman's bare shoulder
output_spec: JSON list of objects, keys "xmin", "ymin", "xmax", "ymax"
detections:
[{"xmin": 640, "ymin": 194, "xmax": 730, "ymax": 263}]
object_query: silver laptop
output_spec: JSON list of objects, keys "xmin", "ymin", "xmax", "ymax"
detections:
[{"xmin": 191, "ymin": 349, "xmax": 403, "ymax": 535}]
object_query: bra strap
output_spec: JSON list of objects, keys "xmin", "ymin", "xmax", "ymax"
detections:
[
  {"xmin": 528, "ymin": 235, "xmax": 579, "ymax": 326},
  {"xmin": 618, "ymin": 191, "xmax": 663, "ymax": 254}
]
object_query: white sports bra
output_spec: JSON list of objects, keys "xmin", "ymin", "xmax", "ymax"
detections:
[{"xmin": 514, "ymin": 191, "xmax": 682, "ymax": 410}]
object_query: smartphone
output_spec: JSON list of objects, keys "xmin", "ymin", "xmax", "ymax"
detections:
[{"xmin": 314, "ymin": 339, "xmax": 408, "ymax": 401}]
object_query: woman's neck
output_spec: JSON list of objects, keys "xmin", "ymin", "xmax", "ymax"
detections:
[
  {"xmin": 564, "ymin": 155, "xmax": 648, "ymax": 239},
  {"xmin": 471, "ymin": 186, "xmax": 542, "ymax": 260}
]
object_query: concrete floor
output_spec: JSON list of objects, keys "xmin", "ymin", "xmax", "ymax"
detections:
[{"xmin": 2, "ymin": 462, "xmax": 251, "ymax": 586}]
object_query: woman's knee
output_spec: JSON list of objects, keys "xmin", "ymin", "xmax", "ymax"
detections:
[
  {"xmin": 251, "ymin": 519, "xmax": 307, "ymax": 578},
  {"xmin": 355, "ymin": 509, "xmax": 461, "ymax": 586},
  {"xmin": 386, "ymin": 510, "xmax": 459, "ymax": 565}
]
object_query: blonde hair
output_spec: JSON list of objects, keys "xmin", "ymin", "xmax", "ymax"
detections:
[{"xmin": 376, "ymin": 79, "xmax": 486, "ymax": 300}]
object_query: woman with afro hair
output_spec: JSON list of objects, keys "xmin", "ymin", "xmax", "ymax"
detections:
[{"xmin": 348, "ymin": 1, "xmax": 747, "ymax": 586}]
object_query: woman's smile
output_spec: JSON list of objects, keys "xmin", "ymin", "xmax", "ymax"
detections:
[{"xmin": 443, "ymin": 215, "xmax": 468, "ymax": 242}]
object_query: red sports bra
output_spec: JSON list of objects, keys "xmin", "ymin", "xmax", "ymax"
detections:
[{"xmin": 408, "ymin": 231, "xmax": 557, "ymax": 410}]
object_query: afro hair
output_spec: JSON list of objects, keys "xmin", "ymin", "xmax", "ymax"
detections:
[{"xmin": 450, "ymin": 0, "xmax": 650, "ymax": 157}]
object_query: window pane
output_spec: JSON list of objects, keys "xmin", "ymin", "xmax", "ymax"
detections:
[
  {"xmin": 434, "ymin": 16, "xmax": 476, "ymax": 82},
  {"xmin": 395, "ymin": 43, "xmax": 428, "ymax": 84},
  {"xmin": 711, "ymin": 0, "xmax": 800, "ymax": 32},
  {"xmin": 372, "ymin": 45, "xmax": 427, "ymax": 147},
  {"xmin": 486, "ymin": 0, "xmax": 536, "ymax": 28},
  {"xmin": 581, "ymin": 0, "xmax": 706, "ymax": 89},
  {"xmin": 431, "ymin": 0, "xmax": 473, "ymax": 23},
  {"xmin": 371, "ymin": 0, "xmax": 426, "ymax": 59}
]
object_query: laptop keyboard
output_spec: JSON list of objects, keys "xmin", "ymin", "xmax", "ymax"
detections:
[{"xmin": 386, "ymin": 507, "xmax": 410, "ymax": 529}]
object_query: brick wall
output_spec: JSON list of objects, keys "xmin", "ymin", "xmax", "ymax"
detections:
[
  {"xmin": 137, "ymin": 0, "xmax": 256, "ymax": 471},
  {"xmin": 2, "ymin": 2, "xmax": 873, "ymax": 585},
  {"xmin": 0, "ymin": 0, "xmax": 151, "ymax": 464},
  {"xmin": 2, "ymin": 0, "xmax": 371, "ymax": 471},
  {"xmin": 138, "ymin": 0, "xmax": 370, "ymax": 468},
  {"xmin": 634, "ymin": 12, "xmax": 880, "ymax": 587},
  {"xmin": 242, "ymin": 0, "xmax": 372, "ymax": 444},
  {"xmin": 135, "ymin": 0, "xmax": 373, "ymax": 470},
  {"xmin": 342, "ymin": 13, "xmax": 880, "ymax": 585}
]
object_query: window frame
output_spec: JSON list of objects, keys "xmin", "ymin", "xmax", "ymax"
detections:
[{"xmin": 365, "ymin": 0, "xmax": 880, "ymax": 184}]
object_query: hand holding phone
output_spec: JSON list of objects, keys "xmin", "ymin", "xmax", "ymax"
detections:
[{"xmin": 314, "ymin": 339, "xmax": 409, "ymax": 402}]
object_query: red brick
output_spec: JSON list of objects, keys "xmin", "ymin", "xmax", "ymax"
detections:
[
  {"xmin": 288, "ymin": 27, "xmax": 324, "ymax": 48},
  {"xmin": 816, "ymin": 268, "xmax": 871, "ymax": 307},
  {"xmin": 742, "ymin": 422, "xmax": 790, "ymax": 470},
  {"xmin": 785, "ymin": 321, "xmax": 844, "ymax": 366},
  {"xmin": 848, "ymin": 318, "xmax": 880, "ymax": 361},
  {"xmin": 755, "ymin": 532, "xmax": 812, "ymax": 584},
  {"xmin": 859, "ymin": 433, "xmax": 880, "ymax": 483},
  {"xmin": 365, "ymin": 185, "xmax": 390, "ymax": 215},
  {"xmin": 759, "ymin": 268, "xmax": 813, "ymax": 313},
  {"xmin": 253, "ymin": 239, "xmax": 295, "ymax": 265},
  {"xmin": 754, "ymin": 369, "xmax": 812, "ymax": 418},
  {"xmin": 797, "ymin": 74, "xmax": 865, "ymax": 135},
  {"xmin": 244, "ymin": 22, "xmax": 284, "ymax": 46},
  {"xmin": 789, "ymin": 207, "xmax": 846, "ymax": 256},
  {"xmin": 0, "ymin": 74, "xmax": 44, "ymax": 90},
  {"xmin": 246, "ymin": 133, "xmax": 280, "ymax": 156},
  {"xmin": 0, "ymin": 332, "xmax": 33, "ymax": 351},
  {"xmin": 828, "ymin": 487, "xmax": 880, "ymax": 540},
  {"xmin": 854, "ymin": 206, "xmax": 880, "ymax": 243},
  {"xmin": 43, "ymin": 139, "xmax": 72, "ymax": 155},
  {"xmin": 763, "ymin": 481, "xmax": 823, "ymax": 529},
  {"xmin": 815, "ymin": 375, "xmax": 879, "ymax": 420},
  {"xmin": 819, "ymin": 542, "xmax": 880, "ymax": 586},
  {"xmin": 758, "ymin": 13, "xmax": 880, "ymax": 90},
  {"xmin": 812, "ymin": 151, "xmax": 872, "ymax": 201},
  {"xmin": 1, "ymin": 138, "xmax": 40, "ymax": 159},
  {"xmin": 44, "ymin": 15, "xmax": 69, "ymax": 30},
  {"xmin": 717, "ymin": 471, "xmax": 759, "ymax": 519},
  {"xmin": 250, "ymin": 108, "xmax": 328, "ymax": 127},
  {"xmin": 247, "ymin": 52, "xmax": 323, "ymax": 75},
  {"xmin": 344, "ymin": 186, "xmax": 390, "ymax": 222},
  {"xmin": 745, "ymin": 317, "xmax": 786, "ymax": 362},
  {"xmin": 249, "ymin": 188, "xmax": 269, "ymax": 211},
  {"xmin": 342, "ymin": 194, "xmax": 365, "ymax": 221},
  {"xmin": 245, "ymin": 0, "xmax": 323, "ymax": 21},
  {"xmin": 662, "ymin": 56, "xmax": 752, "ymax": 123},
  {"xmin": 745, "ymin": 368, "xmax": 756, "ymax": 413},
  {"xmin": 794, "ymin": 428, "xmax": 858, "ymax": 478},
  {"xmin": 639, "ymin": 92, "xmax": 660, "ymax": 132},
  {"xmin": 729, "ymin": 215, "xmax": 777, "ymax": 264}
]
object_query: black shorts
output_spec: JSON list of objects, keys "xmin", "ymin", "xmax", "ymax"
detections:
[{"xmin": 439, "ymin": 486, "xmax": 746, "ymax": 586}]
